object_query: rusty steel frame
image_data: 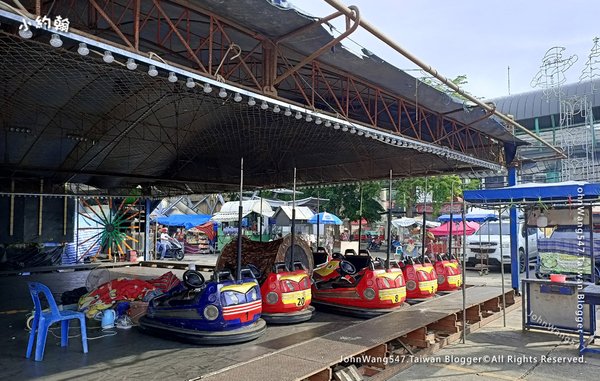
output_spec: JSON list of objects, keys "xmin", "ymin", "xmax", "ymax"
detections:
[{"xmin": 18, "ymin": 0, "xmax": 501, "ymax": 160}]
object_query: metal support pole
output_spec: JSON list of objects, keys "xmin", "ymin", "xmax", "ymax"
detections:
[
  {"xmin": 508, "ymin": 166, "xmax": 520, "ymax": 291},
  {"xmin": 75, "ymin": 197, "xmax": 80, "ymax": 263},
  {"xmin": 386, "ymin": 170, "xmax": 392, "ymax": 268},
  {"xmin": 236, "ymin": 158, "xmax": 244, "ymax": 281},
  {"xmin": 447, "ymin": 182, "xmax": 454, "ymax": 259},
  {"xmin": 38, "ymin": 179, "xmax": 43, "ymax": 236},
  {"xmin": 358, "ymin": 183, "xmax": 363, "ymax": 250},
  {"xmin": 259, "ymin": 190, "xmax": 263, "ymax": 242},
  {"xmin": 63, "ymin": 184, "xmax": 68, "ymax": 236},
  {"xmin": 9, "ymin": 179, "xmax": 14, "ymax": 236},
  {"xmin": 290, "ymin": 168, "xmax": 297, "ymax": 271},
  {"xmin": 461, "ymin": 191, "xmax": 467, "ymax": 343},
  {"xmin": 421, "ymin": 177, "xmax": 428, "ymax": 262},
  {"xmin": 499, "ymin": 207, "xmax": 507, "ymax": 327},
  {"xmin": 316, "ymin": 189, "xmax": 320, "ymax": 250},
  {"xmin": 589, "ymin": 204, "xmax": 595, "ymax": 283},
  {"xmin": 144, "ymin": 198, "xmax": 151, "ymax": 261}
]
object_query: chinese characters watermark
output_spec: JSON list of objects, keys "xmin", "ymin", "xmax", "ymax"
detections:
[{"xmin": 19, "ymin": 15, "xmax": 70, "ymax": 35}]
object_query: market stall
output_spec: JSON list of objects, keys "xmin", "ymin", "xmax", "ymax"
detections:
[{"xmin": 463, "ymin": 181, "xmax": 600, "ymax": 352}]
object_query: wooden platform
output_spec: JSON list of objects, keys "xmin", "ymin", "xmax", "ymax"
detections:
[{"xmin": 197, "ymin": 286, "xmax": 516, "ymax": 381}]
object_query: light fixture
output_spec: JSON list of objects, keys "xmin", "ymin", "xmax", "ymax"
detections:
[
  {"xmin": 357, "ymin": 130, "xmax": 363, "ymax": 136},
  {"xmin": 49, "ymin": 34, "xmax": 62, "ymax": 48},
  {"xmin": 8, "ymin": 127, "xmax": 31, "ymax": 134},
  {"xmin": 324, "ymin": 120, "xmax": 331, "ymax": 127},
  {"xmin": 273, "ymin": 105, "xmax": 281, "ymax": 113},
  {"xmin": 342, "ymin": 125, "xmax": 349, "ymax": 132},
  {"xmin": 18, "ymin": 26, "xmax": 32, "ymax": 39},
  {"xmin": 260, "ymin": 100, "xmax": 269, "ymax": 110},
  {"xmin": 305, "ymin": 114, "xmax": 313, "ymax": 122},
  {"xmin": 186, "ymin": 77, "xmax": 195, "ymax": 88},
  {"xmin": 219, "ymin": 88, "xmax": 227, "ymax": 98},
  {"xmin": 333, "ymin": 123, "xmax": 340, "ymax": 130},
  {"xmin": 66, "ymin": 133, "xmax": 88, "ymax": 142},
  {"xmin": 234, "ymin": 93, "xmax": 242, "ymax": 102},
  {"xmin": 315, "ymin": 118, "xmax": 322, "ymax": 125},
  {"xmin": 77, "ymin": 43, "xmax": 89, "ymax": 56},
  {"xmin": 247, "ymin": 97, "xmax": 256, "ymax": 106},
  {"xmin": 284, "ymin": 108, "xmax": 292, "ymax": 116},
  {"xmin": 350, "ymin": 128, "xmax": 356, "ymax": 134},
  {"xmin": 203, "ymin": 83, "xmax": 212, "ymax": 94},
  {"xmin": 147, "ymin": 65, "xmax": 158, "ymax": 77},
  {"xmin": 295, "ymin": 111, "xmax": 302, "ymax": 120},
  {"xmin": 102, "ymin": 51, "xmax": 114, "ymax": 63},
  {"xmin": 126, "ymin": 58, "xmax": 137, "ymax": 70},
  {"xmin": 365, "ymin": 132, "xmax": 371, "ymax": 138},
  {"xmin": 168, "ymin": 72, "xmax": 178, "ymax": 83}
]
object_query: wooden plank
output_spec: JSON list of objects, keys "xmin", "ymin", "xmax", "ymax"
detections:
[
  {"xmin": 362, "ymin": 344, "xmax": 388, "ymax": 369},
  {"xmin": 427, "ymin": 314, "xmax": 460, "ymax": 333},
  {"xmin": 306, "ymin": 368, "xmax": 331, "ymax": 381}
]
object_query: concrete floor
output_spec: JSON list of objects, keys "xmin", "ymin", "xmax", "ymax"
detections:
[
  {"xmin": 388, "ymin": 305, "xmax": 600, "ymax": 381},
  {"xmin": 1, "ymin": 262, "xmax": 598, "ymax": 381},
  {"xmin": 0, "ymin": 263, "xmax": 360, "ymax": 381}
]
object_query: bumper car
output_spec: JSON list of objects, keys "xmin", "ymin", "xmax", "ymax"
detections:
[
  {"xmin": 400, "ymin": 255, "xmax": 438, "ymax": 299},
  {"xmin": 138, "ymin": 268, "xmax": 266, "ymax": 344},
  {"xmin": 260, "ymin": 262, "xmax": 314, "ymax": 324},
  {"xmin": 434, "ymin": 253, "xmax": 462, "ymax": 291},
  {"xmin": 312, "ymin": 249, "xmax": 407, "ymax": 318},
  {"xmin": 217, "ymin": 236, "xmax": 314, "ymax": 325}
]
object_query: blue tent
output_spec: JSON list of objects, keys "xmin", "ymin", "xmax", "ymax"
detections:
[
  {"xmin": 438, "ymin": 212, "xmax": 497, "ymax": 223},
  {"xmin": 463, "ymin": 181, "xmax": 600, "ymax": 204},
  {"xmin": 155, "ymin": 214, "xmax": 211, "ymax": 229}
]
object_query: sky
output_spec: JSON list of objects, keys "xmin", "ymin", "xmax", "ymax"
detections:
[{"xmin": 290, "ymin": 0, "xmax": 600, "ymax": 100}]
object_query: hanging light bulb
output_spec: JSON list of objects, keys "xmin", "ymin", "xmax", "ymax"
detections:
[
  {"xmin": 77, "ymin": 43, "xmax": 89, "ymax": 56},
  {"xmin": 350, "ymin": 128, "xmax": 356, "ymax": 134},
  {"xmin": 342, "ymin": 125, "xmax": 349, "ymax": 132},
  {"xmin": 273, "ymin": 105, "xmax": 281, "ymax": 113},
  {"xmin": 305, "ymin": 114, "xmax": 313, "ymax": 122},
  {"xmin": 102, "ymin": 50, "xmax": 114, "ymax": 63},
  {"xmin": 333, "ymin": 123, "xmax": 340, "ymax": 130},
  {"xmin": 295, "ymin": 111, "xmax": 303, "ymax": 120},
  {"xmin": 218, "ymin": 88, "xmax": 227, "ymax": 98},
  {"xmin": 49, "ymin": 34, "xmax": 62, "ymax": 48},
  {"xmin": 260, "ymin": 101, "xmax": 269, "ymax": 110},
  {"xmin": 186, "ymin": 77, "xmax": 195, "ymax": 88},
  {"xmin": 234, "ymin": 93, "xmax": 242, "ymax": 102},
  {"xmin": 126, "ymin": 58, "xmax": 137, "ymax": 70},
  {"xmin": 247, "ymin": 97, "xmax": 256, "ymax": 106},
  {"xmin": 203, "ymin": 83, "xmax": 212, "ymax": 93},
  {"xmin": 147, "ymin": 65, "xmax": 158, "ymax": 77},
  {"xmin": 315, "ymin": 118, "xmax": 322, "ymax": 125},
  {"xmin": 324, "ymin": 120, "xmax": 331, "ymax": 127},
  {"xmin": 18, "ymin": 25, "xmax": 33, "ymax": 39},
  {"xmin": 284, "ymin": 108, "xmax": 292, "ymax": 116},
  {"xmin": 357, "ymin": 130, "xmax": 363, "ymax": 136},
  {"xmin": 168, "ymin": 72, "xmax": 178, "ymax": 83}
]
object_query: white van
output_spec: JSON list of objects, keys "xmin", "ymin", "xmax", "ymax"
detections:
[{"xmin": 466, "ymin": 220, "xmax": 539, "ymax": 272}]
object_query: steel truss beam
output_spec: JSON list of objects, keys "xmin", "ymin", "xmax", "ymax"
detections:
[{"xmin": 17, "ymin": 0, "xmax": 501, "ymax": 161}]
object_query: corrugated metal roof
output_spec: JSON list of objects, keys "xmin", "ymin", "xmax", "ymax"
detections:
[{"xmin": 490, "ymin": 79, "xmax": 600, "ymax": 121}]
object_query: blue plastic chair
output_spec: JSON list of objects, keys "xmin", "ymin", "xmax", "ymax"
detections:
[{"xmin": 26, "ymin": 282, "xmax": 88, "ymax": 361}]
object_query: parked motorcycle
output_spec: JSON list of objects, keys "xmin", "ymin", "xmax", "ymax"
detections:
[
  {"xmin": 367, "ymin": 237, "xmax": 382, "ymax": 251},
  {"xmin": 158, "ymin": 237, "xmax": 184, "ymax": 261}
]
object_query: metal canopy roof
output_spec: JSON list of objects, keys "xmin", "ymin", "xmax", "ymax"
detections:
[
  {"xmin": 490, "ymin": 79, "xmax": 600, "ymax": 121},
  {"xmin": 0, "ymin": 0, "xmax": 523, "ymax": 196}
]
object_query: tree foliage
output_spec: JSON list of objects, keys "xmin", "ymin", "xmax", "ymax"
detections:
[
  {"xmin": 305, "ymin": 182, "xmax": 385, "ymax": 224},
  {"xmin": 394, "ymin": 175, "xmax": 480, "ymax": 216},
  {"xmin": 420, "ymin": 74, "xmax": 475, "ymax": 101}
]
